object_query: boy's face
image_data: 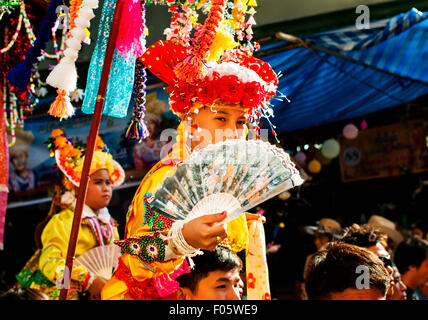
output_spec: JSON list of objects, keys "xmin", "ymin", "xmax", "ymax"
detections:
[
  {"xmin": 179, "ymin": 267, "xmax": 244, "ymax": 300},
  {"xmin": 188, "ymin": 105, "xmax": 248, "ymax": 151},
  {"xmin": 85, "ymin": 169, "xmax": 113, "ymax": 211}
]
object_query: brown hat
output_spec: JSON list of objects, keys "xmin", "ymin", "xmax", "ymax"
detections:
[
  {"xmin": 367, "ymin": 215, "xmax": 404, "ymax": 247},
  {"xmin": 305, "ymin": 218, "xmax": 342, "ymax": 239}
]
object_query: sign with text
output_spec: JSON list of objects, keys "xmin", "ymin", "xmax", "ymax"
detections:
[{"xmin": 339, "ymin": 120, "xmax": 428, "ymax": 182}]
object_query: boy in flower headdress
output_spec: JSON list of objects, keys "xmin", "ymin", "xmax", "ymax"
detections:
[
  {"xmin": 16, "ymin": 129, "xmax": 125, "ymax": 300},
  {"xmin": 102, "ymin": 0, "xmax": 297, "ymax": 300}
]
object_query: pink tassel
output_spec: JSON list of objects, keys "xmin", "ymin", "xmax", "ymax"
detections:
[{"xmin": 116, "ymin": 0, "xmax": 145, "ymax": 59}]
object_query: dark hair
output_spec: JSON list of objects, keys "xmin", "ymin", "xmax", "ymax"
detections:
[
  {"xmin": 340, "ymin": 223, "xmax": 386, "ymax": 248},
  {"xmin": 304, "ymin": 242, "xmax": 390, "ymax": 300},
  {"xmin": 0, "ymin": 287, "xmax": 48, "ymax": 300},
  {"xmin": 176, "ymin": 246, "xmax": 243, "ymax": 294},
  {"xmin": 394, "ymin": 236, "xmax": 428, "ymax": 274}
]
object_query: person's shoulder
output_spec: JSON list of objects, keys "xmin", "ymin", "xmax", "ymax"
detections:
[{"xmin": 48, "ymin": 208, "xmax": 74, "ymax": 225}]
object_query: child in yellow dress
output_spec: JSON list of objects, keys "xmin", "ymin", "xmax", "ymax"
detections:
[
  {"xmin": 16, "ymin": 129, "xmax": 125, "ymax": 300},
  {"xmin": 101, "ymin": 0, "xmax": 300, "ymax": 300},
  {"xmin": 102, "ymin": 49, "xmax": 282, "ymax": 301}
]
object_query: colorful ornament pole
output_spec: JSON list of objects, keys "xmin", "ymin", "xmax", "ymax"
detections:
[
  {"xmin": 59, "ymin": 0, "xmax": 125, "ymax": 300},
  {"xmin": 0, "ymin": 84, "xmax": 9, "ymax": 250}
]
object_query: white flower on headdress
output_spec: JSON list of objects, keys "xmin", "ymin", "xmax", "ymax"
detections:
[{"xmin": 61, "ymin": 190, "xmax": 76, "ymax": 206}]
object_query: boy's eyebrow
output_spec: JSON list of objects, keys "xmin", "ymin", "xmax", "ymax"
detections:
[
  {"xmin": 216, "ymin": 110, "xmax": 247, "ymax": 119},
  {"xmin": 215, "ymin": 277, "xmax": 232, "ymax": 283}
]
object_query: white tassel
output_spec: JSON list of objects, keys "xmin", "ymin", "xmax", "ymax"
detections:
[
  {"xmin": 84, "ymin": 0, "xmax": 99, "ymax": 9},
  {"xmin": 78, "ymin": 6, "xmax": 96, "ymax": 20},
  {"xmin": 46, "ymin": 57, "xmax": 78, "ymax": 92},
  {"xmin": 74, "ymin": 16, "xmax": 91, "ymax": 29},
  {"xmin": 70, "ymin": 28, "xmax": 87, "ymax": 42},
  {"xmin": 65, "ymin": 38, "xmax": 82, "ymax": 51},
  {"xmin": 46, "ymin": 0, "xmax": 99, "ymax": 94}
]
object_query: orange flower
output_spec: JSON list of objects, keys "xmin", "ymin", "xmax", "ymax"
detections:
[
  {"xmin": 263, "ymin": 292, "xmax": 271, "ymax": 300},
  {"xmin": 61, "ymin": 144, "xmax": 74, "ymax": 157},
  {"xmin": 55, "ymin": 136, "xmax": 68, "ymax": 148},
  {"xmin": 69, "ymin": 148, "xmax": 82, "ymax": 158},
  {"xmin": 51, "ymin": 129, "xmax": 64, "ymax": 138}
]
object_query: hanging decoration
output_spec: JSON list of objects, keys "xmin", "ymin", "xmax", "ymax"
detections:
[
  {"xmin": 6, "ymin": 0, "xmax": 65, "ymax": 90},
  {"xmin": 343, "ymin": 123, "xmax": 359, "ymax": 139},
  {"xmin": 0, "ymin": 84, "xmax": 9, "ymax": 250},
  {"xmin": 2, "ymin": 79, "xmax": 37, "ymax": 147},
  {"xmin": 308, "ymin": 158, "xmax": 322, "ymax": 174},
  {"xmin": 81, "ymin": 0, "xmax": 137, "ymax": 119},
  {"xmin": 46, "ymin": 0, "xmax": 99, "ymax": 119},
  {"xmin": 293, "ymin": 151, "xmax": 307, "ymax": 166},
  {"xmin": 321, "ymin": 138, "xmax": 341, "ymax": 159},
  {"xmin": 125, "ymin": 2, "xmax": 149, "ymax": 140}
]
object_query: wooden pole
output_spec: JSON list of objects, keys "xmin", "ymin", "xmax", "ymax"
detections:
[{"xmin": 59, "ymin": 0, "xmax": 125, "ymax": 300}]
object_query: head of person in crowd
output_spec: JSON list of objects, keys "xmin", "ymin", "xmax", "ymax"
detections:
[
  {"xmin": 412, "ymin": 221, "xmax": 428, "ymax": 242},
  {"xmin": 305, "ymin": 218, "xmax": 342, "ymax": 251},
  {"xmin": 339, "ymin": 223, "xmax": 407, "ymax": 300},
  {"xmin": 0, "ymin": 287, "xmax": 49, "ymax": 300},
  {"xmin": 175, "ymin": 246, "xmax": 244, "ymax": 300},
  {"xmin": 304, "ymin": 242, "xmax": 390, "ymax": 300},
  {"xmin": 367, "ymin": 215, "xmax": 404, "ymax": 252},
  {"xmin": 394, "ymin": 236, "xmax": 428, "ymax": 295}
]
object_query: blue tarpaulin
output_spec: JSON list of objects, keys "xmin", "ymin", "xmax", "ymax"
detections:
[{"xmin": 262, "ymin": 8, "xmax": 428, "ymax": 133}]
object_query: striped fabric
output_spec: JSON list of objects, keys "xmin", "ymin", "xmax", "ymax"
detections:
[{"xmin": 260, "ymin": 8, "xmax": 428, "ymax": 133}]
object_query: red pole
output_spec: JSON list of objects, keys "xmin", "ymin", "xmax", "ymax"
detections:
[{"xmin": 59, "ymin": 0, "xmax": 125, "ymax": 300}]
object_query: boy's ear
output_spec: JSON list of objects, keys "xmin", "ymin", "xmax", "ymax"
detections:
[{"xmin": 176, "ymin": 287, "xmax": 192, "ymax": 300}]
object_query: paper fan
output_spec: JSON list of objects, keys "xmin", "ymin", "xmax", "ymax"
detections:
[
  {"xmin": 149, "ymin": 139, "xmax": 305, "ymax": 224},
  {"xmin": 74, "ymin": 245, "xmax": 121, "ymax": 281}
]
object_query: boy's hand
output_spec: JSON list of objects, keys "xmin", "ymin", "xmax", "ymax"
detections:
[{"xmin": 182, "ymin": 211, "xmax": 228, "ymax": 250}]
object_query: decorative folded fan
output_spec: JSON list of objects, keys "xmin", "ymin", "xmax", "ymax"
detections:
[
  {"xmin": 150, "ymin": 139, "xmax": 305, "ymax": 224},
  {"xmin": 74, "ymin": 245, "xmax": 121, "ymax": 281}
]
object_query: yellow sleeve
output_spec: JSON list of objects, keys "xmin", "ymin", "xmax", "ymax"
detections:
[
  {"xmin": 39, "ymin": 209, "xmax": 90, "ymax": 288},
  {"xmin": 120, "ymin": 164, "xmax": 185, "ymax": 281}
]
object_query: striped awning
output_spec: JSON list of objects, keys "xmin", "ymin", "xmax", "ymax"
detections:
[{"xmin": 261, "ymin": 8, "xmax": 428, "ymax": 133}]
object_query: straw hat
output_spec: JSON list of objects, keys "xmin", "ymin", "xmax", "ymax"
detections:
[
  {"xmin": 367, "ymin": 215, "xmax": 404, "ymax": 247},
  {"xmin": 305, "ymin": 218, "xmax": 342, "ymax": 239}
]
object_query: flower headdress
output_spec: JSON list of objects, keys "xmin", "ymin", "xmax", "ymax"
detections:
[
  {"xmin": 48, "ymin": 129, "xmax": 125, "ymax": 189},
  {"xmin": 140, "ymin": 0, "xmax": 280, "ymax": 137}
]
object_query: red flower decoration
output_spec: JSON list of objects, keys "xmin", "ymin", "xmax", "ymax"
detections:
[
  {"xmin": 242, "ymin": 82, "xmax": 263, "ymax": 108},
  {"xmin": 247, "ymin": 272, "xmax": 256, "ymax": 289},
  {"xmin": 215, "ymin": 74, "xmax": 243, "ymax": 104},
  {"xmin": 197, "ymin": 80, "xmax": 218, "ymax": 105},
  {"xmin": 263, "ymin": 292, "xmax": 271, "ymax": 300}
]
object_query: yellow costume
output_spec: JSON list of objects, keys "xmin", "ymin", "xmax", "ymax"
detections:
[
  {"xmin": 103, "ymin": 0, "xmax": 280, "ymax": 300},
  {"xmin": 16, "ymin": 129, "xmax": 125, "ymax": 299},
  {"xmin": 17, "ymin": 205, "xmax": 119, "ymax": 299},
  {"xmin": 102, "ymin": 127, "xmax": 251, "ymax": 300}
]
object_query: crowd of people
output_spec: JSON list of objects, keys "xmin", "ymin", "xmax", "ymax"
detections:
[{"xmin": 298, "ymin": 216, "xmax": 428, "ymax": 300}]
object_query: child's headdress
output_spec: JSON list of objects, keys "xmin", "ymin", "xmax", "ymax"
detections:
[
  {"xmin": 140, "ymin": 0, "xmax": 281, "ymax": 136},
  {"xmin": 48, "ymin": 129, "xmax": 125, "ymax": 189}
]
